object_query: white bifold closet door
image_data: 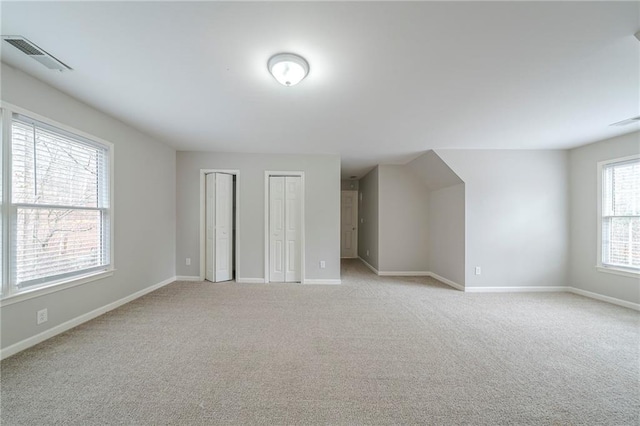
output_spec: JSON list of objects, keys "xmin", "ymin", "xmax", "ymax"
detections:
[
  {"xmin": 205, "ymin": 173, "xmax": 233, "ymax": 282},
  {"xmin": 269, "ymin": 176, "xmax": 301, "ymax": 282}
]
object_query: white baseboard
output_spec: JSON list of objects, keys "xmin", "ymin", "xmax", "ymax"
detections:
[
  {"xmin": 357, "ymin": 258, "xmax": 463, "ymax": 292},
  {"xmin": 568, "ymin": 287, "xmax": 640, "ymax": 311},
  {"xmin": 303, "ymin": 279, "xmax": 342, "ymax": 285},
  {"xmin": 236, "ymin": 278, "xmax": 265, "ymax": 284},
  {"xmin": 0, "ymin": 276, "xmax": 177, "ymax": 360},
  {"xmin": 175, "ymin": 275, "xmax": 201, "ymax": 282},
  {"xmin": 465, "ymin": 286, "xmax": 569, "ymax": 293},
  {"xmin": 355, "ymin": 257, "xmax": 638, "ymax": 310},
  {"xmin": 358, "ymin": 257, "xmax": 430, "ymax": 277},
  {"xmin": 358, "ymin": 257, "xmax": 379, "ymax": 274},
  {"xmin": 379, "ymin": 271, "xmax": 430, "ymax": 276},
  {"xmin": 464, "ymin": 285, "xmax": 639, "ymax": 311},
  {"xmin": 427, "ymin": 272, "xmax": 464, "ymax": 291}
]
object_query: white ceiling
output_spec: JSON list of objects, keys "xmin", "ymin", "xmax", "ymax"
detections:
[{"xmin": 1, "ymin": 1, "xmax": 639, "ymax": 179}]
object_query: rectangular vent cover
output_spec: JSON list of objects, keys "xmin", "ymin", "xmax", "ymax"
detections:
[
  {"xmin": 5, "ymin": 38, "xmax": 44, "ymax": 56},
  {"xmin": 2, "ymin": 36, "xmax": 72, "ymax": 71}
]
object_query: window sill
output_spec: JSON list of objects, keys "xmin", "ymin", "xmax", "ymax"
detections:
[
  {"xmin": 0, "ymin": 269, "xmax": 115, "ymax": 307},
  {"xmin": 596, "ymin": 266, "xmax": 640, "ymax": 279}
]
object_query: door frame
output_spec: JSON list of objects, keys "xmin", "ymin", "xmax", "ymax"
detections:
[
  {"xmin": 199, "ymin": 169, "xmax": 240, "ymax": 281},
  {"xmin": 264, "ymin": 171, "xmax": 305, "ymax": 283},
  {"xmin": 341, "ymin": 190, "xmax": 359, "ymax": 258}
]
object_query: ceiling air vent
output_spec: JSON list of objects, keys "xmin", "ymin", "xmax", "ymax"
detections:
[
  {"xmin": 2, "ymin": 35, "xmax": 72, "ymax": 71},
  {"xmin": 610, "ymin": 116, "xmax": 640, "ymax": 127}
]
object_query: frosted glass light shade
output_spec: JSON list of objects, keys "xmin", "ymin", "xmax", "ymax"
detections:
[{"xmin": 268, "ymin": 53, "xmax": 309, "ymax": 86}]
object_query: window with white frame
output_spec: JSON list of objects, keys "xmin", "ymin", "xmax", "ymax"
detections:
[
  {"xmin": 599, "ymin": 155, "xmax": 640, "ymax": 273},
  {"xmin": 1, "ymin": 109, "xmax": 112, "ymax": 298}
]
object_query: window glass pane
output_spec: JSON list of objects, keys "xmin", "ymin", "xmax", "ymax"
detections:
[
  {"xmin": 0, "ymin": 111, "xmax": 3, "ymax": 293},
  {"xmin": 609, "ymin": 161, "xmax": 640, "ymax": 216},
  {"xmin": 12, "ymin": 120, "xmax": 105, "ymax": 207},
  {"xmin": 601, "ymin": 158, "xmax": 640, "ymax": 271},
  {"xmin": 14, "ymin": 208, "xmax": 105, "ymax": 286},
  {"xmin": 602, "ymin": 217, "xmax": 640, "ymax": 269}
]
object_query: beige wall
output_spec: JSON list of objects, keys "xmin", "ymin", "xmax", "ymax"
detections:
[{"xmin": 175, "ymin": 152, "xmax": 341, "ymax": 282}]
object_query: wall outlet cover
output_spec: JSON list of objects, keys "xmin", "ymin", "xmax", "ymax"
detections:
[{"xmin": 37, "ymin": 308, "xmax": 48, "ymax": 325}]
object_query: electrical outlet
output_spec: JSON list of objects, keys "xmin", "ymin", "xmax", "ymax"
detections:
[
  {"xmin": 360, "ymin": 218, "xmax": 364, "ymax": 223},
  {"xmin": 186, "ymin": 258, "xmax": 191, "ymax": 266},
  {"xmin": 37, "ymin": 309, "xmax": 48, "ymax": 325},
  {"xmin": 320, "ymin": 261, "xmax": 326, "ymax": 269},
  {"xmin": 475, "ymin": 266, "xmax": 481, "ymax": 275},
  {"xmin": 366, "ymin": 250, "xmax": 369, "ymax": 256}
]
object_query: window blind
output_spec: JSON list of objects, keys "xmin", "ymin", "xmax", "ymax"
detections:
[
  {"xmin": 11, "ymin": 116, "xmax": 110, "ymax": 288},
  {"xmin": 602, "ymin": 159, "xmax": 640, "ymax": 270}
]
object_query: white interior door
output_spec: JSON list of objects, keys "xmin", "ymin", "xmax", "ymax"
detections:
[
  {"xmin": 269, "ymin": 177, "xmax": 285, "ymax": 282},
  {"xmin": 269, "ymin": 176, "xmax": 302, "ymax": 282},
  {"xmin": 205, "ymin": 172, "xmax": 233, "ymax": 282},
  {"xmin": 215, "ymin": 173, "xmax": 233, "ymax": 281},
  {"xmin": 205, "ymin": 173, "xmax": 215, "ymax": 281},
  {"xmin": 341, "ymin": 190, "xmax": 358, "ymax": 258},
  {"xmin": 285, "ymin": 177, "xmax": 301, "ymax": 282}
]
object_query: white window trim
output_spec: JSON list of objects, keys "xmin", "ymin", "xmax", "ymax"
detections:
[
  {"xmin": 0, "ymin": 270, "xmax": 114, "ymax": 307},
  {"xmin": 0, "ymin": 101, "xmax": 115, "ymax": 302},
  {"xmin": 596, "ymin": 154, "xmax": 640, "ymax": 276}
]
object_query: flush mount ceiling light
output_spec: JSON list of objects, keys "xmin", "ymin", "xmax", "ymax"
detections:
[{"xmin": 268, "ymin": 53, "xmax": 309, "ymax": 86}]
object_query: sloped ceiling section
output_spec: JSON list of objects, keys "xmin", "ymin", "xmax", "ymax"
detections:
[{"xmin": 404, "ymin": 150, "xmax": 463, "ymax": 192}]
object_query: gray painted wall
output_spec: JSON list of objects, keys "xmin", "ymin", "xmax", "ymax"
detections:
[
  {"xmin": 1, "ymin": 63, "xmax": 176, "ymax": 349},
  {"xmin": 357, "ymin": 167, "xmax": 379, "ymax": 268},
  {"xmin": 436, "ymin": 150, "xmax": 569, "ymax": 289},
  {"xmin": 406, "ymin": 150, "xmax": 463, "ymax": 191},
  {"xmin": 569, "ymin": 131, "xmax": 640, "ymax": 304},
  {"xmin": 175, "ymin": 152, "xmax": 341, "ymax": 281},
  {"xmin": 428, "ymin": 183, "xmax": 465, "ymax": 286},
  {"xmin": 378, "ymin": 165, "xmax": 429, "ymax": 272}
]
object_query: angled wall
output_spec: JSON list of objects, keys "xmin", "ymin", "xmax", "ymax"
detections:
[
  {"xmin": 436, "ymin": 149, "xmax": 569, "ymax": 290},
  {"xmin": 427, "ymin": 183, "xmax": 465, "ymax": 287},
  {"xmin": 406, "ymin": 151, "xmax": 465, "ymax": 286},
  {"xmin": 357, "ymin": 152, "xmax": 465, "ymax": 285}
]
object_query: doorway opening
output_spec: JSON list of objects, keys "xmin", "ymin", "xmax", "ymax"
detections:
[
  {"xmin": 340, "ymin": 190, "xmax": 358, "ymax": 258},
  {"xmin": 199, "ymin": 169, "xmax": 240, "ymax": 282}
]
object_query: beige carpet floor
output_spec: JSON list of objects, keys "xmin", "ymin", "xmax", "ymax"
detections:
[{"xmin": 1, "ymin": 259, "xmax": 639, "ymax": 425}]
